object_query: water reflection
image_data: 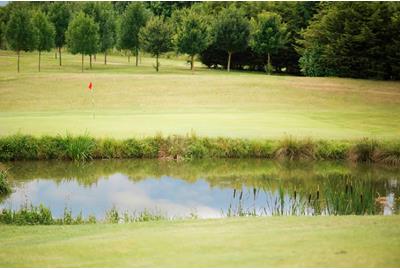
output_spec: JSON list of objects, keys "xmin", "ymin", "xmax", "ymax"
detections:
[{"xmin": 1, "ymin": 159, "xmax": 399, "ymax": 218}]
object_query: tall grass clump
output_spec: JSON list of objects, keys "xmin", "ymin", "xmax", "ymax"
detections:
[
  {"xmin": 349, "ymin": 138, "xmax": 379, "ymax": 163},
  {"xmin": 316, "ymin": 140, "xmax": 349, "ymax": 160},
  {"xmin": 274, "ymin": 137, "xmax": 316, "ymax": 161},
  {"xmin": 373, "ymin": 141, "xmax": 400, "ymax": 166},
  {"xmin": 0, "ymin": 170, "xmax": 12, "ymax": 196},
  {"xmin": 0, "ymin": 134, "xmax": 38, "ymax": 161},
  {"xmin": 63, "ymin": 134, "xmax": 96, "ymax": 162}
]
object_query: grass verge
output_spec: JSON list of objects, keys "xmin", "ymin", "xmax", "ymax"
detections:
[
  {"xmin": 0, "ymin": 216, "xmax": 399, "ymax": 267},
  {"xmin": 1, "ymin": 134, "xmax": 400, "ymax": 165}
]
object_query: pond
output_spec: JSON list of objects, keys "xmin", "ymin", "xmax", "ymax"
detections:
[{"xmin": 0, "ymin": 159, "xmax": 399, "ymax": 219}]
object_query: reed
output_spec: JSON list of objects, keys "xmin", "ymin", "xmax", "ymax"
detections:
[{"xmin": 0, "ymin": 170, "xmax": 11, "ymax": 196}]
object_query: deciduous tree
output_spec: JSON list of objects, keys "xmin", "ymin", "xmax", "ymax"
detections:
[
  {"xmin": 5, "ymin": 8, "xmax": 37, "ymax": 72},
  {"xmin": 118, "ymin": 2, "xmax": 149, "ymax": 66},
  {"xmin": 250, "ymin": 12, "xmax": 287, "ymax": 74},
  {"xmin": 140, "ymin": 16, "xmax": 173, "ymax": 72},
  {"xmin": 66, "ymin": 12, "xmax": 99, "ymax": 72},
  {"xmin": 175, "ymin": 8, "xmax": 209, "ymax": 72},
  {"xmin": 48, "ymin": 2, "xmax": 71, "ymax": 66},
  {"xmin": 212, "ymin": 5, "xmax": 250, "ymax": 72},
  {"xmin": 33, "ymin": 11, "xmax": 55, "ymax": 72}
]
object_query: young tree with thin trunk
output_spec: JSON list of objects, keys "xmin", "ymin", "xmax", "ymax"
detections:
[
  {"xmin": 66, "ymin": 12, "xmax": 99, "ymax": 72},
  {"xmin": 118, "ymin": 2, "xmax": 149, "ymax": 67},
  {"xmin": 98, "ymin": 3, "xmax": 116, "ymax": 65},
  {"xmin": 140, "ymin": 16, "xmax": 173, "ymax": 72},
  {"xmin": 33, "ymin": 11, "xmax": 55, "ymax": 72},
  {"xmin": 212, "ymin": 5, "xmax": 250, "ymax": 72},
  {"xmin": 250, "ymin": 12, "xmax": 287, "ymax": 74},
  {"xmin": 48, "ymin": 2, "xmax": 71, "ymax": 67},
  {"xmin": 5, "ymin": 8, "xmax": 37, "ymax": 73},
  {"xmin": 175, "ymin": 9, "xmax": 210, "ymax": 72}
]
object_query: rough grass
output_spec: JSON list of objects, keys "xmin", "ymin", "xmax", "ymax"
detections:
[
  {"xmin": 1, "ymin": 50, "xmax": 400, "ymax": 139},
  {"xmin": 0, "ymin": 216, "xmax": 399, "ymax": 267},
  {"xmin": 1, "ymin": 134, "xmax": 399, "ymax": 165}
]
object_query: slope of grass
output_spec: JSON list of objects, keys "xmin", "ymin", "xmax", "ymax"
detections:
[
  {"xmin": 0, "ymin": 216, "xmax": 399, "ymax": 267},
  {"xmin": 1, "ymin": 50, "xmax": 400, "ymax": 139}
]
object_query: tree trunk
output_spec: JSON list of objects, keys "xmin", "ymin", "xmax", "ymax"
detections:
[
  {"xmin": 55, "ymin": 49, "xmax": 57, "ymax": 59},
  {"xmin": 59, "ymin": 47, "xmax": 62, "ymax": 66},
  {"xmin": 135, "ymin": 48, "xmax": 139, "ymax": 67},
  {"xmin": 81, "ymin": 54, "xmax": 84, "ymax": 73},
  {"xmin": 191, "ymin": 54, "xmax": 194, "ymax": 73},
  {"xmin": 266, "ymin": 53, "xmax": 271, "ymax": 75},
  {"xmin": 156, "ymin": 54, "xmax": 159, "ymax": 72},
  {"xmin": 227, "ymin": 51, "xmax": 232, "ymax": 72},
  {"xmin": 139, "ymin": 51, "xmax": 142, "ymax": 64},
  {"xmin": 104, "ymin": 51, "xmax": 107, "ymax": 65},
  {"xmin": 38, "ymin": 51, "xmax": 41, "ymax": 72},
  {"xmin": 17, "ymin": 50, "xmax": 20, "ymax": 73},
  {"xmin": 90, "ymin": 54, "xmax": 92, "ymax": 69}
]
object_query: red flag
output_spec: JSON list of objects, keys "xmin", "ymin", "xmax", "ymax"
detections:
[{"xmin": 88, "ymin": 82, "xmax": 93, "ymax": 90}]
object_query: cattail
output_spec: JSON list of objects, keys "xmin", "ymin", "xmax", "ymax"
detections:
[
  {"xmin": 345, "ymin": 184, "xmax": 348, "ymax": 194},
  {"xmin": 350, "ymin": 183, "xmax": 353, "ymax": 194},
  {"xmin": 294, "ymin": 190, "xmax": 297, "ymax": 200},
  {"xmin": 360, "ymin": 193, "xmax": 363, "ymax": 204},
  {"xmin": 233, "ymin": 189, "xmax": 236, "ymax": 199},
  {"xmin": 316, "ymin": 185, "xmax": 320, "ymax": 200},
  {"xmin": 239, "ymin": 191, "xmax": 243, "ymax": 201},
  {"xmin": 253, "ymin": 188, "xmax": 257, "ymax": 200},
  {"xmin": 308, "ymin": 194, "xmax": 312, "ymax": 203}
]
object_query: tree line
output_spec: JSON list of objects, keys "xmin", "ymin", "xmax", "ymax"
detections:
[{"xmin": 0, "ymin": 1, "xmax": 399, "ymax": 79}]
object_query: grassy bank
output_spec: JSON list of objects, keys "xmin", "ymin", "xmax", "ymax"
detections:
[
  {"xmin": 1, "ymin": 50, "xmax": 400, "ymax": 139},
  {"xmin": 0, "ymin": 134, "xmax": 399, "ymax": 164},
  {"xmin": 0, "ymin": 216, "xmax": 399, "ymax": 267}
]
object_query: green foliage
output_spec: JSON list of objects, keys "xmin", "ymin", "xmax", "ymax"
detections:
[
  {"xmin": 298, "ymin": 2, "xmax": 400, "ymax": 79},
  {"xmin": 66, "ymin": 12, "xmax": 99, "ymax": 57},
  {"xmin": 118, "ymin": 2, "xmax": 149, "ymax": 60},
  {"xmin": 0, "ymin": 204, "xmax": 53, "ymax": 225},
  {"xmin": 175, "ymin": 8, "xmax": 210, "ymax": 70},
  {"xmin": 0, "ymin": 170, "xmax": 12, "ymax": 196},
  {"xmin": 48, "ymin": 2, "xmax": 71, "ymax": 49},
  {"xmin": 63, "ymin": 134, "xmax": 96, "ymax": 162},
  {"xmin": 0, "ymin": 134, "xmax": 399, "ymax": 165},
  {"xmin": 33, "ymin": 11, "xmax": 54, "ymax": 52},
  {"xmin": 140, "ymin": 16, "xmax": 174, "ymax": 72},
  {"xmin": 212, "ymin": 5, "xmax": 250, "ymax": 55},
  {"xmin": 212, "ymin": 5, "xmax": 250, "ymax": 71},
  {"xmin": 105, "ymin": 207, "xmax": 120, "ymax": 223},
  {"xmin": 0, "ymin": 134, "xmax": 39, "ymax": 161},
  {"xmin": 5, "ymin": 8, "xmax": 37, "ymax": 52},
  {"xmin": 249, "ymin": 12, "xmax": 287, "ymax": 74},
  {"xmin": 98, "ymin": 3, "xmax": 117, "ymax": 55}
]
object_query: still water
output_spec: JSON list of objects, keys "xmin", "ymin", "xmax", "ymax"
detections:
[{"xmin": 1, "ymin": 159, "xmax": 399, "ymax": 218}]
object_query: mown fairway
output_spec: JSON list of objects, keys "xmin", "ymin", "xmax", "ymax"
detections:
[
  {"xmin": 0, "ymin": 216, "xmax": 399, "ymax": 267},
  {"xmin": 1, "ymin": 50, "xmax": 400, "ymax": 139}
]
